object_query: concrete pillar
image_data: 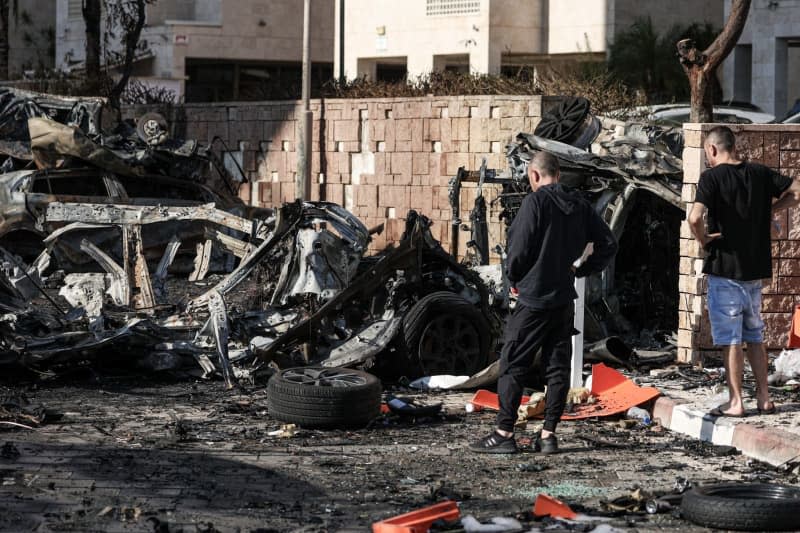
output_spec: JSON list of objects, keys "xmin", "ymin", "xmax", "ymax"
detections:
[
  {"xmin": 469, "ymin": 43, "xmax": 501, "ymax": 75},
  {"xmin": 751, "ymin": 37, "xmax": 772, "ymax": 116},
  {"xmin": 751, "ymin": 37, "xmax": 787, "ymax": 117},
  {"xmin": 334, "ymin": 0, "xmax": 343, "ymax": 79},
  {"xmin": 730, "ymin": 44, "xmax": 752, "ymax": 104},
  {"xmin": 407, "ymin": 53, "xmax": 433, "ymax": 80},
  {"xmin": 774, "ymin": 38, "xmax": 789, "ymax": 118}
]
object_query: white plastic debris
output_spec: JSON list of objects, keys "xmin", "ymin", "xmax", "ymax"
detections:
[
  {"xmin": 768, "ymin": 349, "xmax": 800, "ymax": 385},
  {"xmin": 461, "ymin": 515, "xmax": 522, "ymax": 532},
  {"xmin": 408, "ymin": 375, "xmax": 470, "ymax": 390},
  {"xmin": 267, "ymin": 424, "xmax": 297, "ymax": 438}
]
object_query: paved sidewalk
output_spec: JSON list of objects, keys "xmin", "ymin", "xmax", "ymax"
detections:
[{"xmin": 645, "ymin": 369, "xmax": 800, "ymax": 467}]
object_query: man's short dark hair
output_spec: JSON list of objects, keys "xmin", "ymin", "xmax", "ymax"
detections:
[
  {"xmin": 530, "ymin": 151, "xmax": 560, "ymax": 178},
  {"xmin": 705, "ymin": 126, "xmax": 736, "ymax": 153}
]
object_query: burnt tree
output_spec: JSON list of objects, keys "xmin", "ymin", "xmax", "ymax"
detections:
[
  {"xmin": 106, "ymin": 0, "xmax": 151, "ymax": 110},
  {"xmin": 677, "ymin": 0, "xmax": 750, "ymax": 122},
  {"xmin": 82, "ymin": 0, "xmax": 102, "ymax": 80}
]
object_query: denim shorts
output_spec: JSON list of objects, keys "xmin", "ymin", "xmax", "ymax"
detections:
[{"xmin": 706, "ymin": 275, "xmax": 765, "ymax": 345}]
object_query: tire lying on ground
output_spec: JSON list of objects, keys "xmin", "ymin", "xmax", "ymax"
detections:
[
  {"xmin": 267, "ymin": 367, "xmax": 382, "ymax": 428},
  {"xmin": 681, "ymin": 483, "xmax": 800, "ymax": 531},
  {"xmin": 403, "ymin": 291, "xmax": 491, "ymax": 377}
]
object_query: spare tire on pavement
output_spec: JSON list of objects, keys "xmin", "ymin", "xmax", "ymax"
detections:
[
  {"xmin": 681, "ymin": 483, "xmax": 800, "ymax": 531},
  {"xmin": 267, "ymin": 367, "xmax": 382, "ymax": 428}
]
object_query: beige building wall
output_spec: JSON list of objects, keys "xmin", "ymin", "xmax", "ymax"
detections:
[
  {"xmin": 55, "ymin": 0, "xmax": 335, "ymax": 98},
  {"xmin": 339, "ymin": 0, "xmax": 722, "ymax": 80},
  {"xmin": 338, "ymin": 0, "xmax": 494, "ymax": 78},
  {"xmin": 127, "ymin": 95, "xmax": 559, "ymax": 259},
  {"xmin": 547, "ymin": 0, "xmax": 610, "ymax": 56},
  {"xmin": 721, "ymin": 0, "xmax": 800, "ymax": 117}
]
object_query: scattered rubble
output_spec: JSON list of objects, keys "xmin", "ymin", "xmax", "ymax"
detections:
[{"xmin": 0, "ymin": 90, "xmax": 686, "ymax": 390}]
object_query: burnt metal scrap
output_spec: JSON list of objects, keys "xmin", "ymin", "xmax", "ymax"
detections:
[
  {"xmin": 0, "ymin": 92, "xmax": 681, "ymax": 384},
  {"xmin": 449, "ymin": 98, "xmax": 684, "ymax": 345},
  {"xmin": 0, "ymin": 199, "xmax": 501, "ymax": 383}
]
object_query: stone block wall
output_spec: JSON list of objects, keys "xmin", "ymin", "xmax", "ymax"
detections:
[
  {"xmin": 679, "ymin": 123, "xmax": 800, "ymax": 363},
  {"xmin": 127, "ymin": 95, "xmax": 559, "ymax": 260}
]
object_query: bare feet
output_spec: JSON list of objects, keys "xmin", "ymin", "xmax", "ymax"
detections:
[{"xmin": 755, "ymin": 388, "xmax": 775, "ymax": 414}]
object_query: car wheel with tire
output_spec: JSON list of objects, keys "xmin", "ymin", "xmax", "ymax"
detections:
[
  {"xmin": 267, "ymin": 367, "xmax": 382, "ymax": 428},
  {"xmin": 681, "ymin": 483, "xmax": 800, "ymax": 531},
  {"xmin": 402, "ymin": 291, "xmax": 491, "ymax": 377}
]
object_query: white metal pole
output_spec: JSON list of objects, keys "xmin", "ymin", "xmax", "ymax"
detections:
[
  {"xmin": 570, "ymin": 243, "xmax": 593, "ymax": 389},
  {"xmin": 571, "ymin": 276, "xmax": 586, "ymax": 389},
  {"xmin": 297, "ymin": 0, "xmax": 312, "ymax": 200}
]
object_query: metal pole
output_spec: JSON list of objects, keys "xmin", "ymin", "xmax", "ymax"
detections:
[
  {"xmin": 338, "ymin": 0, "xmax": 345, "ymax": 79},
  {"xmin": 297, "ymin": 0, "xmax": 313, "ymax": 200},
  {"xmin": 570, "ymin": 243, "xmax": 593, "ymax": 389},
  {"xmin": 571, "ymin": 276, "xmax": 586, "ymax": 389}
]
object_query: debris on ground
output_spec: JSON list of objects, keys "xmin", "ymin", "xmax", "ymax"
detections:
[
  {"xmin": 768, "ymin": 349, "xmax": 800, "ymax": 385},
  {"xmin": 0, "ymin": 90, "xmax": 692, "ymax": 388}
]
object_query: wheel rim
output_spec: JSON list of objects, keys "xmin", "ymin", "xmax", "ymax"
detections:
[
  {"xmin": 282, "ymin": 367, "xmax": 368, "ymax": 387},
  {"xmin": 534, "ymin": 97, "xmax": 590, "ymax": 143},
  {"xmin": 418, "ymin": 314, "xmax": 483, "ymax": 375}
]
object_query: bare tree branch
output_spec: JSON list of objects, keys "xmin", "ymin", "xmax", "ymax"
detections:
[
  {"xmin": 108, "ymin": 0, "xmax": 147, "ymax": 111},
  {"xmin": 677, "ymin": 0, "xmax": 751, "ymax": 122},
  {"xmin": 704, "ymin": 0, "xmax": 751, "ymax": 71}
]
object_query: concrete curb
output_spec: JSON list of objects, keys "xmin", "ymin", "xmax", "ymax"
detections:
[{"xmin": 653, "ymin": 396, "xmax": 800, "ymax": 467}]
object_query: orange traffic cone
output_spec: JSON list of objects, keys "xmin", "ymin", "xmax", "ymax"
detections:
[{"xmin": 788, "ymin": 305, "xmax": 800, "ymax": 348}]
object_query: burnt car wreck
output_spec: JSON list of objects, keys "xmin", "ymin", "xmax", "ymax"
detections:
[
  {"xmin": 450, "ymin": 97, "xmax": 684, "ymax": 346},
  {"xmin": 0, "ymin": 91, "xmax": 683, "ymax": 385}
]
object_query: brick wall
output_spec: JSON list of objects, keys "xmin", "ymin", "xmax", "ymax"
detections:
[
  {"xmin": 127, "ymin": 95, "xmax": 561, "ymax": 259},
  {"xmin": 679, "ymin": 123, "xmax": 800, "ymax": 363}
]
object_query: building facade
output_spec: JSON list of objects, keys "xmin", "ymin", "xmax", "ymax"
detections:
[
  {"xmin": 55, "ymin": 0, "xmax": 335, "ymax": 101},
  {"xmin": 722, "ymin": 0, "xmax": 800, "ymax": 118},
  {"xmin": 335, "ymin": 0, "xmax": 723, "ymax": 80}
]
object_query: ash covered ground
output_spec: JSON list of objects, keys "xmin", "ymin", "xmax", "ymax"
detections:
[{"xmin": 2, "ymin": 369, "xmax": 797, "ymax": 533}]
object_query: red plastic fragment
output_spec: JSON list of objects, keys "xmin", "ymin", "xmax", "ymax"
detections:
[
  {"xmin": 470, "ymin": 389, "xmax": 529, "ymax": 410},
  {"xmin": 469, "ymin": 364, "xmax": 659, "ymax": 421},
  {"xmin": 533, "ymin": 494, "xmax": 578, "ymax": 519},
  {"xmin": 788, "ymin": 304, "xmax": 800, "ymax": 348},
  {"xmin": 372, "ymin": 500, "xmax": 460, "ymax": 533}
]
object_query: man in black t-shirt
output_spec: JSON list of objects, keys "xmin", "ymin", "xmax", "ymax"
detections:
[{"xmin": 688, "ymin": 125, "xmax": 800, "ymax": 417}]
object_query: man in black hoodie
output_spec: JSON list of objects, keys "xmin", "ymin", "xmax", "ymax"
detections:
[{"xmin": 470, "ymin": 151, "xmax": 618, "ymax": 454}]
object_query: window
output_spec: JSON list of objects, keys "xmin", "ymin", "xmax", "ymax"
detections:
[
  {"xmin": 31, "ymin": 176, "xmax": 50, "ymax": 193},
  {"xmin": 426, "ymin": 0, "xmax": 480, "ymax": 16},
  {"xmin": 67, "ymin": 0, "xmax": 82, "ymax": 19},
  {"xmin": 116, "ymin": 176, "xmax": 208, "ymax": 202},
  {"xmin": 32, "ymin": 175, "xmax": 109, "ymax": 197}
]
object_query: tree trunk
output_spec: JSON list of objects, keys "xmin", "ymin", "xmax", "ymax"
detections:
[
  {"xmin": 83, "ymin": 0, "xmax": 102, "ymax": 80},
  {"xmin": 109, "ymin": 0, "xmax": 147, "ymax": 111},
  {"xmin": 677, "ymin": 0, "xmax": 751, "ymax": 122},
  {"xmin": 0, "ymin": 0, "xmax": 9, "ymax": 80}
]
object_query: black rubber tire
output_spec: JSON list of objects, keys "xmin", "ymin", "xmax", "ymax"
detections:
[
  {"xmin": 402, "ymin": 291, "xmax": 490, "ymax": 377},
  {"xmin": 681, "ymin": 483, "xmax": 800, "ymax": 531},
  {"xmin": 267, "ymin": 367, "xmax": 381, "ymax": 428},
  {"xmin": 534, "ymin": 96, "xmax": 592, "ymax": 146}
]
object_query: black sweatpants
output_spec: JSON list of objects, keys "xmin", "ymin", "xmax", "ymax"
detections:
[{"xmin": 496, "ymin": 303, "xmax": 574, "ymax": 433}]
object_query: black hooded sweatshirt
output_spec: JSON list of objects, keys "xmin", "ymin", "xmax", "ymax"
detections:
[{"xmin": 506, "ymin": 183, "xmax": 618, "ymax": 310}]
